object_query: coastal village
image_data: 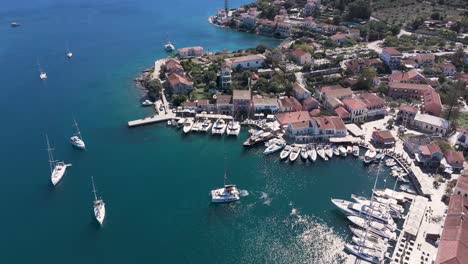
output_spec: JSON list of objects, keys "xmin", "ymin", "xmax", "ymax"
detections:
[{"xmin": 129, "ymin": 0, "xmax": 468, "ymax": 263}]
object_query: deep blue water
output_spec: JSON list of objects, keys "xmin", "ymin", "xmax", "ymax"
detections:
[{"xmin": 0, "ymin": 1, "xmax": 396, "ymax": 263}]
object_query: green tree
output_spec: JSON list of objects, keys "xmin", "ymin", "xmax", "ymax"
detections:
[
  {"xmin": 159, "ymin": 65, "xmax": 167, "ymax": 80},
  {"xmin": 146, "ymin": 79, "xmax": 163, "ymax": 101},
  {"xmin": 378, "ymin": 83, "xmax": 389, "ymax": 94},
  {"xmin": 347, "ymin": 0, "xmax": 371, "ymax": 20},
  {"xmin": 256, "ymin": 44, "xmax": 268, "ymax": 54},
  {"xmin": 355, "ymin": 67, "xmax": 376, "ymax": 90},
  {"xmin": 171, "ymin": 94, "xmax": 187, "ymax": 107},
  {"xmin": 451, "ymin": 47, "xmax": 466, "ymax": 67}
]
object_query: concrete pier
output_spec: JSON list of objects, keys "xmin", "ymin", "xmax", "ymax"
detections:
[{"xmin": 128, "ymin": 90, "xmax": 176, "ymax": 127}]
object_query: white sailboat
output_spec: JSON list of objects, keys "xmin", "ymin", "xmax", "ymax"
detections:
[
  {"xmin": 338, "ymin": 146, "xmax": 347, "ymax": 157},
  {"xmin": 66, "ymin": 42, "xmax": 73, "ymax": 59},
  {"xmin": 70, "ymin": 118, "xmax": 86, "ymax": 149},
  {"xmin": 91, "ymin": 176, "xmax": 106, "ymax": 225},
  {"xmin": 211, "ymin": 157, "xmax": 240, "ymax": 203},
  {"xmin": 46, "ymin": 135, "xmax": 71, "ymax": 186}
]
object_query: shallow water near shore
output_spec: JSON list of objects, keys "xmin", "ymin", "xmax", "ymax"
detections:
[{"xmin": 0, "ymin": 0, "xmax": 397, "ymax": 263}]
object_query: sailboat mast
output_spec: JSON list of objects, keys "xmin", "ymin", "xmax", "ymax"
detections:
[
  {"xmin": 73, "ymin": 118, "xmax": 82, "ymax": 140},
  {"xmin": 45, "ymin": 134, "xmax": 55, "ymax": 173},
  {"xmin": 91, "ymin": 176, "xmax": 98, "ymax": 201}
]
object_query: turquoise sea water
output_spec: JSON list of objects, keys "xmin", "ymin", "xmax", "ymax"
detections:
[{"xmin": 0, "ymin": 1, "xmax": 397, "ymax": 263}]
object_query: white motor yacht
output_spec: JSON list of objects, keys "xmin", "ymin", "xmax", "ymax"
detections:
[
  {"xmin": 177, "ymin": 118, "xmax": 186, "ymax": 128},
  {"xmin": 200, "ymin": 119, "xmax": 212, "ymax": 132},
  {"xmin": 191, "ymin": 120, "xmax": 203, "ymax": 132},
  {"xmin": 300, "ymin": 147, "xmax": 308, "ymax": 160},
  {"xmin": 352, "ymin": 236, "xmax": 389, "ymax": 251},
  {"xmin": 40, "ymin": 72, "xmax": 47, "ymax": 80},
  {"xmin": 211, "ymin": 119, "xmax": 227, "ymax": 135},
  {"xmin": 373, "ymin": 188, "xmax": 405, "ymax": 203},
  {"xmin": 351, "ymin": 194, "xmax": 402, "ymax": 218},
  {"xmin": 164, "ymin": 41, "xmax": 175, "ymax": 52},
  {"xmin": 280, "ymin": 145, "xmax": 292, "ymax": 160},
  {"xmin": 183, "ymin": 118, "xmax": 194, "ymax": 133},
  {"xmin": 91, "ymin": 176, "xmax": 106, "ymax": 225},
  {"xmin": 226, "ymin": 121, "xmax": 241, "ymax": 136},
  {"xmin": 316, "ymin": 145, "xmax": 327, "ymax": 161},
  {"xmin": 324, "ymin": 145, "xmax": 333, "ymax": 158},
  {"xmin": 338, "ymin": 146, "xmax": 347, "ymax": 157},
  {"xmin": 347, "ymin": 216, "xmax": 397, "ymax": 240},
  {"xmin": 307, "ymin": 145, "xmax": 317, "ymax": 162},
  {"xmin": 264, "ymin": 140, "xmax": 286, "ymax": 155},
  {"xmin": 289, "ymin": 146, "xmax": 300, "ymax": 162},
  {"xmin": 363, "ymin": 149, "xmax": 376, "ymax": 164},
  {"xmin": 344, "ymin": 244, "xmax": 384, "ymax": 264},
  {"xmin": 352, "ymin": 145, "xmax": 360, "ymax": 157},
  {"xmin": 141, "ymin": 99, "xmax": 153, "ymax": 106},
  {"xmin": 347, "ymin": 146, "xmax": 353, "ymax": 154},
  {"xmin": 332, "ymin": 146, "xmax": 340, "ymax": 156},
  {"xmin": 331, "ymin": 199, "xmax": 395, "ymax": 226},
  {"xmin": 349, "ymin": 226, "xmax": 388, "ymax": 246}
]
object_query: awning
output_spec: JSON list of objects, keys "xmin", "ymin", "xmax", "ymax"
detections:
[{"xmin": 444, "ymin": 168, "xmax": 453, "ymax": 174}]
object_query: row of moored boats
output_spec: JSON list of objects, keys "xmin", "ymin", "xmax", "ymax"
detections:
[{"xmin": 169, "ymin": 118, "xmax": 241, "ymax": 136}]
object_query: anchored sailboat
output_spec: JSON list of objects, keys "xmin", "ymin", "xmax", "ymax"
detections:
[
  {"xmin": 37, "ymin": 59, "xmax": 47, "ymax": 80},
  {"xmin": 211, "ymin": 155, "xmax": 240, "ymax": 203},
  {"xmin": 91, "ymin": 176, "xmax": 106, "ymax": 225},
  {"xmin": 46, "ymin": 135, "xmax": 71, "ymax": 186},
  {"xmin": 70, "ymin": 118, "xmax": 86, "ymax": 149}
]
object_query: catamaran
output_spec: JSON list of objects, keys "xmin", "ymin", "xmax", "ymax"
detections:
[
  {"xmin": 211, "ymin": 119, "xmax": 227, "ymax": 135},
  {"xmin": 280, "ymin": 145, "xmax": 292, "ymax": 160},
  {"xmin": 70, "ymin": 118, "xmax": 86, "ymax": 149},
  {"xmin": 91, "ymin": 176, "xmax": 106, "ymax": 225},
  {"xmin": 226, "ymin": 121, "xmax": 241, "ymax": 136},
  {"xmin": 46, "ymin": 135, "xmax": 71, "ymax": 186},
  {"xmin": 211, "ymin": 158, "xmax": 240, "ymax": 203}
]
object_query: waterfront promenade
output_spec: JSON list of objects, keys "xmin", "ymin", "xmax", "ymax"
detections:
[{"xmin": 128, "ymin": 90, "xmax": 175, "ymax": 127}]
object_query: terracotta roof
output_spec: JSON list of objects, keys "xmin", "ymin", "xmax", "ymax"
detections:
[
  {"xmin": 319, "ymin": 84, "xmax": 344, "ymax": 92},
  {"xmin": 441, "ymin": 62, "xmax": 456, "ymax": 70},
  {"xmin": 197, "ymin": 99, "xmax": 209, "ymax": 106},
  {"xmin": 399, "ymin": 104, "xmax": 418, "ymax": 113},
  {"xmin": 335, "ymin": 106, "xmax": 350, "ymax": 118},
  {"xmin": 342, "ymin": 97, "xmax": 367, "ymax": 111},
  {"xmin": 416, "ymin": 53, "xmax": 435, "ymax": 61},
  {"xmin": 292, "ymin": 83, "xmax": 309, "ymax": 94},
  {"xmin": 388, "ymin": 82, "xmax": 432, "ymax": 91},
  {"xmin": 165, "ymin": 59, "xmax": 182, "ymax": 71},
  {"xmin": 330, "ymin": 33, "xmax": 349, "ymax": 41},
  {"xmin": 423, "ymin": 88, "xmax": 442, "ymax": 116},
  {"xmin": 445, "ymin": 151, "xmax": 465, "ymax": 165},
  {"xmin": 312, "ymin": 116, "xmax": 346, "ymax": 130},
  {"xmin": 293, "ymin": 48, "xmax": 308, "ymax": 57},
  {"xmin": 227, "ymin": 54, "xmax": 266, "ymax": 64},
  {"xmin": 382, "ymin": 47, "xmax": 402, "ymax": 56},
  {"xmin": 233, "ymin": 89, "xmax": 251, "ymax": 100},
  {"xmin": 252, "ymin": 97, "xmax": 278, "ymax": 106},
  {"xmin": 303, "ymin": 97, "xmax": 319, "ymax": 107},
  {"xmin": 435, "ymin": 194, "xmax": 468, "ymax": 264},
  {"xmin": 276, "ymin": 111, "xmax": 311, "ymax": 126},
  {"xmin": 290, "ymin": 120, "xmax": 311, "ymax": 129},
  {"xmin": 372, "ymin": 130, "xmax": 395, "ymax": 140},
  {"xmin": 216, "ymin": 94, "xmax": 232, "ymax": 105},
  {"xmin": 390, "ymin": 70, "xmax": 426, "ymax": 82},
  {"xmin": 182, "ymin": 101, "xmax": 196, "ymax": 107},
  {"xmin": 309, "ymin": 109, "xmax": 320, "ymax": 116},
  {"xmin": 322, "ymin": 87, "xmax": 353, "ymax": 99},
  {"xmin": 279, "ymin": 97, "xmax": 293, "ymax": 108},
  {"xmin": 455, "ymin": 170, "xmax": 468, "ymax": 193},
  {"xmin": 420, "ymin": 143, "xmax": 442, "ymax": 156},
  {"xmin": 167, "ymin": 73, "xmax": 193, "ymax": 87},
  {"xmin": 359, "ymin": 93, "xmax": 385, "ymax": 108}
]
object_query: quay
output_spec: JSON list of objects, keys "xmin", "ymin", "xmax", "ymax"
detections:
[{"xmin": 128, "ymin": 90, "xmax": 176, "ymax": 127}]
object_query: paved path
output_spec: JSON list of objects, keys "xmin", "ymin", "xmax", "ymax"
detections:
[{"xmin": 128, "ymin": 89, "xmax": 175, "ymax": 127}]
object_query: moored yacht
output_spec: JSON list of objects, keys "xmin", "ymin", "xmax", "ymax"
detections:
[
  {"xmin": 183, "ymin": 118, "xmax": 194, "ymax": 133},
  {"xmin": 289, "ymin": 146, "xmax": 300, "ymax": 162},
  {"xmin": 191, "ymin": 120, "xmax": 203, "ymax": 132},
  {"xmin": 280, "ymin": 145, "xmax": 292, "ymax": 160},
  {"xmin": 352, "ymin": 236, "xmax": 389, "ymax": 251},
  {"xmin": 338, "ymin": 146, "xmax": 347, "ymax": 157},
  {"xmin": 307, "ymin": 144, "xmax": 317, "ymax": 162},
  {"xmin": 264, "ymin": 139, "xmax": 286, "ymax": 155},
  {"xmin": 344, "ymin": 244, "xmax": 384, "ymax": 264},
  {"xmin": 347, "ymin": 145, "xmax": 353, "ymax": 154},
  {"xmin": 200, "ymin": 119, "xmax": 212, "ymax": 132},
  {"xmin": 177, "ymin": 118, "xmax": 186, "ymax": 128},
  {"xmin": 352, "ymin": 145, "xmax": 360, "ymax": 157},
  {"xmin": 91, "ymin": 176, "xmax": 106, "ymax": 225},
  {"xmin": 70, "ymin": 118, "xmax": 86, "ymax": 149},
  {"xmin": 363, "ymin": 149, "xmax": 376, "ymax": 164},
  {"xmin": 164, "ymin": 41, "xmax": 175, "ymax": 52},
  {"xmin": 373, "ymin": 188, "xmax": 405, "ymax": 203},
  {"xmin": 331, "ymin": 199, "xmax": 395, "ymax": 226},
  {"xmin": 324, "ymin": 145, "xmax": 333, "ymax": 158},
  {"xmin": 212, "ymin": 119, "xmax": 227, "ymax": 135},
  {"xmin": 349, "ymin": 226, "xmax": 388, "ymax": 246},
  {"xmin": 300, "ymin": 147, "xmax": 308, "ymax": 160},
  {"xmin": 347, "ymin": 216, "xmax": 397, "ymax": 240},
  {"xmin": 226, "ymin": 121, "xmax": 241, "ymax": 136},
  {"xmin": 46, "ymin": 135, "xmax": 71, "ymax": 186},
  {"xmin": 351, "ymin": 194, "xmax": 402, "ymax": 218},
  {"xmin": 316, "ymin": 145, "xmax": 327, "ymax": 161},
  {"xmin": 332, "ymin": 145, "xmax": 340, "ymax": 156}
]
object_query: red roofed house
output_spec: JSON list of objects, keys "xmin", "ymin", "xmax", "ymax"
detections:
[
  {"xmin": 454, "ymin": 170, "xmax": 468, "ymax": 198},
  {"xmin": 309, "ymin": 109, "xmax": 320, "ymax": 117},
  {"xmin": 371, "ymin": 130, "xmax": 396, "ymax": 147},
  {"xmin": 381, "ymin": 47, "xmax": 403, "ymax": 69},
  {"xmin": 358, "ymin": 93, "xmax": 386, "ymax": 119},
  {"xmin": 334, "ymin": 106, "xmax": 350, "ymax": 123},
  {"xmin": 435, "ymin": 194, "xmax": 468, "ymax": 264},
  {"xmin": 439, "ymin": 62, "xmax": 457, "ymax": 76},
  {"xmin": 276, "ymin": 111, "xmax": 311, "ymax": 127},
  {"xmin": 319, "ymin": 85, "xmax": 353, "ymax": 101},
  {"xmin": 389, "ymin": 69, "xmax": 426, "ymax": 84},
  {"xmin": 167, "ymin": 73, "xmax": 193, "ymax": 95},
  {"xmin": 278, "ymin": 96, "xmax": 302, "ymax": 112},
  {"xmin": 397, "ymin": 104, "xmax": 418, "ymax": 124},
  {"xmin": 292, "ymin": 48, "xmax": 312, "ymax": 65},
  {"xmin": 415, "ymin": 53, "xmax": 435, "ymax": 67},
  {"xmin": 416, "ymin": 143, "xmax": 443, "ymax": 167},
  {"xmin": 178, "ymin": 46, "xmax": 205, "ymax": 58},
  {"xmin": 311, "ymin": 116, "xmax": 347, "ymax": 138},
  {"xmin": 329, "ymin": 33, "xmax": 349, "ymax": 43},
  {"xmin": 165, "ymin": 59, "xmax": 185, "ymax": 76},
  {"xmin": 286, "ymin": 119, "xmax": 315, "ymax": 142},
  {"xmin": 302, "ymin": 97, "xmax": 319, "ymax": 111},
  {"xmin": 342, "ymin": 97, "xmax": 368, "ymax": 123},
  {"xmin": 445, "ymin": 151, "xmax": 465, "ymax": 172},
  {"xmin": 423, "ymin": 88, "xmax": 442, "ymax": 116}
]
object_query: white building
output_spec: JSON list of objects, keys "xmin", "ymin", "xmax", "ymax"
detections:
[
  {"xmin": 178, "ymin": 46, "xmax": 205, "ymax": 58},
  {"xmin": 220, "ymin": 64, "xmax": 232, "ymax": 89},
  {"xmin": 252, "ymin": 97, "xmax": 279, "ymax": 113},
  {"xmin": 413, "ymin": 113, "xmax": 449, "ymax": 135},
  {"xmin": 225, "ymin": 54, "xmax": 266, "ymax": 69},
  {"xmin": 292, "ymin": 82, "xmax": 311, "ymax": 100}
]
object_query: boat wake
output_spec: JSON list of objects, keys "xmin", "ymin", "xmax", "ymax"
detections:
[
  {"xmin": 239, "ymin": 190, "xmax": 249, "ymax": 197},
  {"xmin": 238, "ymin": 206, "xmax": 347, "ymax": 263},
  {"xmin": 259, "ymin": 191, "xmax": 272, "ymax": 206}
]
